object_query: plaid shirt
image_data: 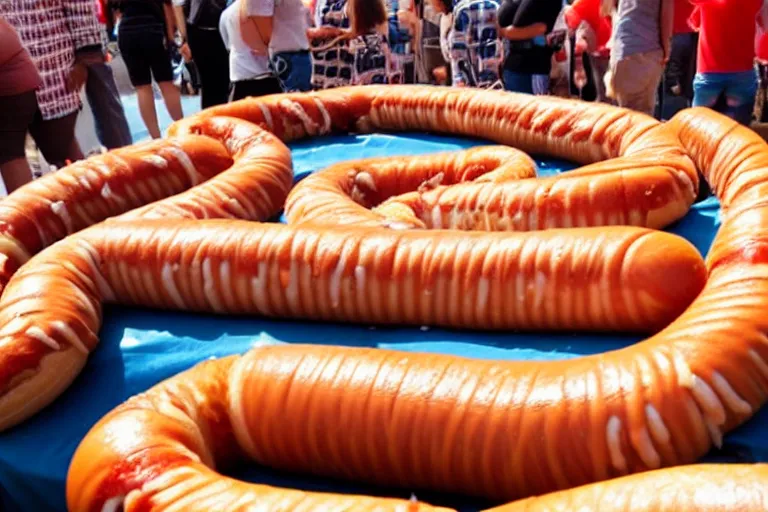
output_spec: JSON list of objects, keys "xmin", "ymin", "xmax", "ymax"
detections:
[{"xmin": 1, "ymin": 0, "xmax": 103, "ymax": 120}]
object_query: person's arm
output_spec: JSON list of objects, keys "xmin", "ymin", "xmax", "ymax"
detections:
[
  {"xmin": 164, "ymin": 1, "xmax": 178, "ymax": 42},
  {"xmin": 660, "ymin": 0, "xmax": 674, "ymax": 62},
  {"xmin": 62, "ymin": 0, "xmax": 106, "ymax": 91},
  {"xmin": 499, "ymin": 0, "xmax": 548, "ymax": 41},
  {"xmin": 172, "ymin": 1, "xmax": 192, "ymax": 60},
  {"xmin": 501, "ymin": 23, "xmax": 546, "ymax": 40}
]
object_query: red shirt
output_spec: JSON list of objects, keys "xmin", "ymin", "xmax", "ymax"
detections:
[
  {"xmin": 0, "ymin": 18, "xmax": 42, "ymax": 96},
  {"xmin": 692, "ymin": 0, "xmax": 761, "ymax": 74},
  {"xmin": 673, "ymin": 0, "xmax": 695, "ymax": 33},
  {"xmin": 564, "ymin": 0, "xmax": 612, "ymax": 51}
]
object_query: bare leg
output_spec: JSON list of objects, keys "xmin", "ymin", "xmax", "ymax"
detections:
[
  {"xmin": 157, "ymin": 81, "xmax": 184, "ymax": 122},
  {"xmin": 136, "ymin": 84, "xmax": 162, "ymax": 139},
  {"xmin": 0, "ymin": 158, "xmax": 34, "ymax": 193}
]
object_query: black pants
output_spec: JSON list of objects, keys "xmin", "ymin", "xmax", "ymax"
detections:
[
  {"xmin": 187, "ymin": 24, "xmax": 231, "ymax": 109},
  {"xmin": 656, "ymin": 32, "xmax": 698, "ymax": 120},
  {"xmin": 230, "ymin": 77, "xmax": 282, "ymax": 102}
]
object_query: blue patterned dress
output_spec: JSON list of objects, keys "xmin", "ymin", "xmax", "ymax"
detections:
[
  {"xmin": 448, "ymin": 0, "xmax": 504, "ymax": 88},
  {"xmin": 310, "ymin": 0, "xmax": 352, "ymax": 89}
]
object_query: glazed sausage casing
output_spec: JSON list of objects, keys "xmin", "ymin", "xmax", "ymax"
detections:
[{"xmin": 0, "ymin": 87, "xmax": 757, "ymax": 510}]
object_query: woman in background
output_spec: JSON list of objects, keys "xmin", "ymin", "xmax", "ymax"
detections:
[
  {"xmin": 346, "ymin": 0, "xmax": 391, "ymax": 85},
  {"xmin": 307, "ymin": 0, "xmax": 351, "ymax": 89},
  {"xmin": 111, "ymin": 0, "xmax": 184, "ymax": 139},
  {"xmin": 430, "ymin": 0, "xmax": 504, "ymax": 89},
  {"xmin": 0, "ymin": 18, "xmax": 42, "ymax": 192},
  {"xmin": 219, "ymin": 0, "xmax": 283, "ymax": 100}
]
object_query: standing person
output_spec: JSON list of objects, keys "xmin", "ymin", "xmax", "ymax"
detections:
[
  {"xmin": 756, "ymin": 3, "xmax": 768, "ymax": 123},
  {"xmin": 111, "ymin": 0, "xmax": 184, "ymax": 139},
  {"xmin": 387, "ymin": 0, "xmax": 416, "ymax": 83},
  {"xmin": 689, "ymin": 0, "xmax": 763, "ymax": 126},
  {"xmin": 563, "ymin": 0, "xmax": 612, "ymax": 102},
  {"xmin": 498, "ymin": 0, "xmax": 564, "ymax": 95},
  {"xmin": 656, "ymin": 0, "xmax": 697, "ymax": 119},
  {"xmin": 77, "ymin": 17, "xmax": 133, "ymax": 149},
  {"xmin": 172, "ymin": 0, "xmax": 231, "ymax": 108},
  {"xmin": 219, "ymin": 0, "xmax": 283, "ymax": 100},
  {"xmin": 1, "ymin": 0, "xmax": 99, "ymax": 172},
  {"xmin": 429, "ymin": 0, "xmax": 504, "ymax": 88},
  {"xmin": 345, "ymin": 0, "xmax": 392, "ymax": 85},
  {"xmin": 605, "ymin": 0, "xmax": 674, "ymax": 116},
  {"xmin": 0, "ymin": 18, "xmax": 43, "ymax": 193},
  {"xmin": 414, "ymin": 0, "xmax": 451, "ymax": 84},
  {"xmin": 307, "ymin": 0, "xmax": 351, "ymax": 89},
  {"xmin": 241, "ymin": 0, "xmax": 313, "ymax": 92}
]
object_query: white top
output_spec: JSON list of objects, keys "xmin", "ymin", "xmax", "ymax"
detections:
[
  {"xmin": 219, "ymin": 2, "xmax": 272, "ymax": 82},
  {"xmin": 245, "ymin": 0, "xmax": 310, "ymax": 52}
]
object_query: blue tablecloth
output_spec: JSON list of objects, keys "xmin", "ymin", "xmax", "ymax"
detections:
[{"xmin": 1, "ymin": 133, "xmax": 764, "ymax": 512}]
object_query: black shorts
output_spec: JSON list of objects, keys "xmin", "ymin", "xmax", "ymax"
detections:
[
  {"xmin": 0, "ymin": 90, "xmax": 79, "ymax": 168},
  {"xmin": 118, "ymin": 20, "xmax": 174, "ymax": 87}
]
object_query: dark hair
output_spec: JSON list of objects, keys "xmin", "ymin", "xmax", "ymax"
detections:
[
  {"xmin": 430, "ymin": 0, "xmax": 452, "ymax": 14},
  {"xmin": 349, "ymin": 0, "xmax": 388, "ymax": 35}
]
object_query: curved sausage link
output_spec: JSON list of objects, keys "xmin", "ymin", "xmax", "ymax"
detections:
[
  {"xmin": 284, "ymin": 146, "xmax": 537, "ymax": 229},
  {"xmin": 0, "ymin": 117, "xmax": 294, "ymax": 295},
  {"xmin": 486, "ymin": 464, "xmax": 768, "ymax": 511},
  {"xmin": 0, "ymin": 136, "xmax": 233, "ymax": 293},
  {"xmin": 0, "ymin": 87, "xmax": 756, "ymax": 509}
]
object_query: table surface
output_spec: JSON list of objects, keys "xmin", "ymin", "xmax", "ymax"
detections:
[{"xmin": 1, "ymin": 133, "xmax": 763, "ymax": 512}]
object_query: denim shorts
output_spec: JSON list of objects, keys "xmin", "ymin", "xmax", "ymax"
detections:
[
  {"xmin": 272, "ymin": 50, "xmax": 312, "ymax": 93},
  {"xmin": 693, "ymin": 70, "xmax": 758, "ymax": 126}
]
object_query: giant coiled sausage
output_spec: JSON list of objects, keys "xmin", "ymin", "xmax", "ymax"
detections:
[{"xmin": 0, "ymin": 87, "xmax": 755, "ymax": 510}]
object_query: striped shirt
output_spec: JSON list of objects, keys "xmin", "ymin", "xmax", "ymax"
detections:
[{"xmin": 1, "ymin": 0, "xmax": 104, "ymax": 120}]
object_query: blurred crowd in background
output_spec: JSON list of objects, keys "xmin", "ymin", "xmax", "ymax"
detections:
[{"xmin": 1, "ymin": 0, "xmax": 767, "ymax": 194}]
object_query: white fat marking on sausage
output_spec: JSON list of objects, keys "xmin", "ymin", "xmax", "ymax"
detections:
[
  {"xmin": 219, "ymin": 260, "xmax": 235, "ymax": 308},
  {"xmin": 711, "ymin": 371, "xmax": 752, "ymax": 416},
  {"xmin": 280, "ymin": 99, "xmax": 318, "ymax": 135},
  {"xmin": 749, "ymin": 349, "xmax": 768, "ymax": 379},
  {"xmin": 77, "ymin": 176, "xmax": 92, "ymax": 190},
  {"xmin": 95, "ymin": 162, "xmax": 113, "ymax": 176},
  {"xmin": 312, "ymin": 97, "xmax": 332, "ymax": 134},
  {"xmin": 329, "ymin": 257, "xmax": 346, "ymax": 308},
  {"xmin": 690, "ymin": 374, "xmax": 726, "ymax": 425},
  {"xmin": 250, "ymin": 262, "xmax": 269, "ymax": 313},
  {"xmin": 354, "ymin": 265, "xmax": 366, "ymax": 298},
  {"xmin": 50, "ymin": 201, "xmax": 74, "ymax": 234},
  {"xmin": 284, "ymin": 260, "xmax": 300, "ymax": 309},
  {"xmin": 161, "ymin": 262, "xmax": 186, "ymax": 309},
  {"xmin": 75, "ymin": 241, "xmax": 115, "ymax": 301},
  {"xmin": 141, "ymin": 155, "xmax": 168, "ymax": 168},
  {"xmin": 476, "ymin": 277, "xmax": 490, "ymax": 312},
  {"xmin": 52, "ymin": 320, "xmax": 89, "ymax": 355},
  {"xmin": 101, "ymin": 183, "xmax": 113, "ymax": 199},
  {"xmin": 354, "ymin": 171, "xmax": 377, "ymax": 193},
  {"xmin": 202, "ymin": 257, "xmax": 223, "ymax": 312},
  {"xmin": 606, "ymin": 415, "xmax": 627, "ymax": 472},
  {"xmin": 26, "ymin": 326, "xmax": 60, "ymax": 351},
  {"xmin": 673, "ymin": 351, "xmax": 694, "ymax": 388},
  {"xmin": 101, "ymin": 496, "xmax": 125, "ymax": 512},
  {"xmin": 166, "ymin": 145, "xmax": 199, "ymax": 186},
  {"xmin": 430, "ymin": 205, "xmax": 443, "ymax": 229},
  {"xmin": 258, "ymin": 102, "xmax": 274, "ymax": 131},
  {"xmin": 633, "ymin": 426, "xmax": 661, "ymax": 469},
  {"xmin": 644, "ymin": 404, "xmax": 670, "ymax": 445},
  {"xmin": 705, "ymin": 417, "xmax": 723, "ymax": 449}
]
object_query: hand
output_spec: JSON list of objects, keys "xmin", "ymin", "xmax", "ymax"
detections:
[
  {"xmin": 66, "ymin": 62, "xmax": 88, "ymax": 92},
  {"xmin": 314, "ymin": 26, "xmax": 344, "ymax": 40},
  {"xmin": 574, "ymin": 37, "xmax": 588, "ymax": 55},
  {"xmin": 179, "ymin": 42, "xmax": 192, "ymax": 62},
  {"xmin": 397, "ymin": 9, "xmax": 417, "ymax": 29}
]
